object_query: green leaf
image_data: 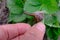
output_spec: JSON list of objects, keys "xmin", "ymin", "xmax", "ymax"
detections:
[
  {"xmin": 8, "ymin": 14, "xmax": 26, "ymax": 22},
  {"xmin": 24, "ymin": 0, "xmax": 41, "ymax": 13},
  {"xmin": 24, "ymin": 0, "xmax": 58, "ymax": 14},
  {"xmin": 7, "ymin": 0, "xmax": 23, "ymax": 14},
  {"xmin": 56, "ymin": 10, "xmax": 60, "ymax": 23},
  {"xmin": 58, "ymin": 28, "xmax": 60, "ymax": 34},
  {"xmin": 46, "ymin": 27, "xmax": 59, "ymax": 40},
  {"xmin": 44, "ymin": 14, "xmax": 60, "ymax": 28},
  {"xmin": 59, "ymin": 0, "xmax": 60, "ymax": 7}
]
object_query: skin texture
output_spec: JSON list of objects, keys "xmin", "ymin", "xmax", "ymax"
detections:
[{"xmin": 0, "ymin": 22, "xmax": 45, "ymax": 40}]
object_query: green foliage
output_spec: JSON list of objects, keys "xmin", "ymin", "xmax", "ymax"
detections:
[
  {"xmin": 56, "ymin": 10, "xmax": 60, "ymax": 23},
  {"xmin": 8, "ymin": 13, "xmax": 27, "ymax": 22},
  {"xmin": 7, "ymin": 0, "xmax": 23, "ymax": 14},
  {"xmin": 7, "ymin": 0, "xmax": 26, "ymax": 22},
  {"xmin": 24, "ymin": 0, "xmax": 58, "ymax": 14},
  {"xmin": 46, "ymin": 26, "xmax": 60, "ymax": 40},
  {"xmin": 7, "ymin": 0, "xmax": 60, "ymax": 40},
  {"xmin": 44, "ymin": 14, "xmax": 60, "ymax": 28}
]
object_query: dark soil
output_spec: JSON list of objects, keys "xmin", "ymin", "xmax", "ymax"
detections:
[{"xmin": 0, "ymin": 0, "xmax": 9, "ymax": 25}]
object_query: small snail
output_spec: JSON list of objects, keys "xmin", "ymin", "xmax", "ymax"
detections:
[{"xmin": 24, "ymin": 11, "xmax": 44, "ymax": 22}]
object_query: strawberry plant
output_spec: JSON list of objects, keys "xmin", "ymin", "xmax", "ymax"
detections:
[{"xmin": 7, "ymin": 0, "xmax": 60, "ymax": 40}]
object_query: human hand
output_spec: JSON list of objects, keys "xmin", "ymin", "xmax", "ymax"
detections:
[{"xmin": 0, "ymin": 22, "xmax": 45, "ymax": 40}]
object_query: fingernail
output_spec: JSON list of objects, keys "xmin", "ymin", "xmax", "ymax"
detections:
[{"xmin": 35, "ymin": 22, "xmax": 45, "ymax": 33}]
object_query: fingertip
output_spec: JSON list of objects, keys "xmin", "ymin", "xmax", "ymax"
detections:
[
  {"xmin": 33, "ymin": 22, "xmax": 45, "ymax": 33},
  {"xmin": 20, "ymin": 22, "xmax": 45, "ymax": 40}
]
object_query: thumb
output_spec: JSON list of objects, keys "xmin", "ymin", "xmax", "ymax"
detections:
[{"xmin": 20, "ymin": 22, "xmax": 45, "ymax": 40}]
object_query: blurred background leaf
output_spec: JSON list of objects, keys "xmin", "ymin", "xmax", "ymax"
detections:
[{"xmin": 24, "ymin": 0, "xmax": 58, "ymax": 14}]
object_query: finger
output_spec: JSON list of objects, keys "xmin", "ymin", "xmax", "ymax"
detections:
[
  {"xmin": 11, "ymin": 35, "xmax": 24, "ymax": 40},
  {"xmin": 0, "ymin": 23, "xmax": 31, "ymax": 40},
  {"xmin": 12, "ymin": 22, "xmax": 45, "ymax": 40}
]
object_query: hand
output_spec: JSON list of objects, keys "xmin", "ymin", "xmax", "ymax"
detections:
[{"xmin": 0, "ymin": 22, "xmax": 45, "ymax": 40}]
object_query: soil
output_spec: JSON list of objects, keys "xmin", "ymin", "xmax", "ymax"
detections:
[{"xmin": 0, "ymin": 0, "xmax": 9, "ymax": 25}]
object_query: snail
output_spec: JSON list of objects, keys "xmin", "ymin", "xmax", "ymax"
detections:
[{"xmin": 24, "ymin": 11, "xmax": 44, "ymax": 22}]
